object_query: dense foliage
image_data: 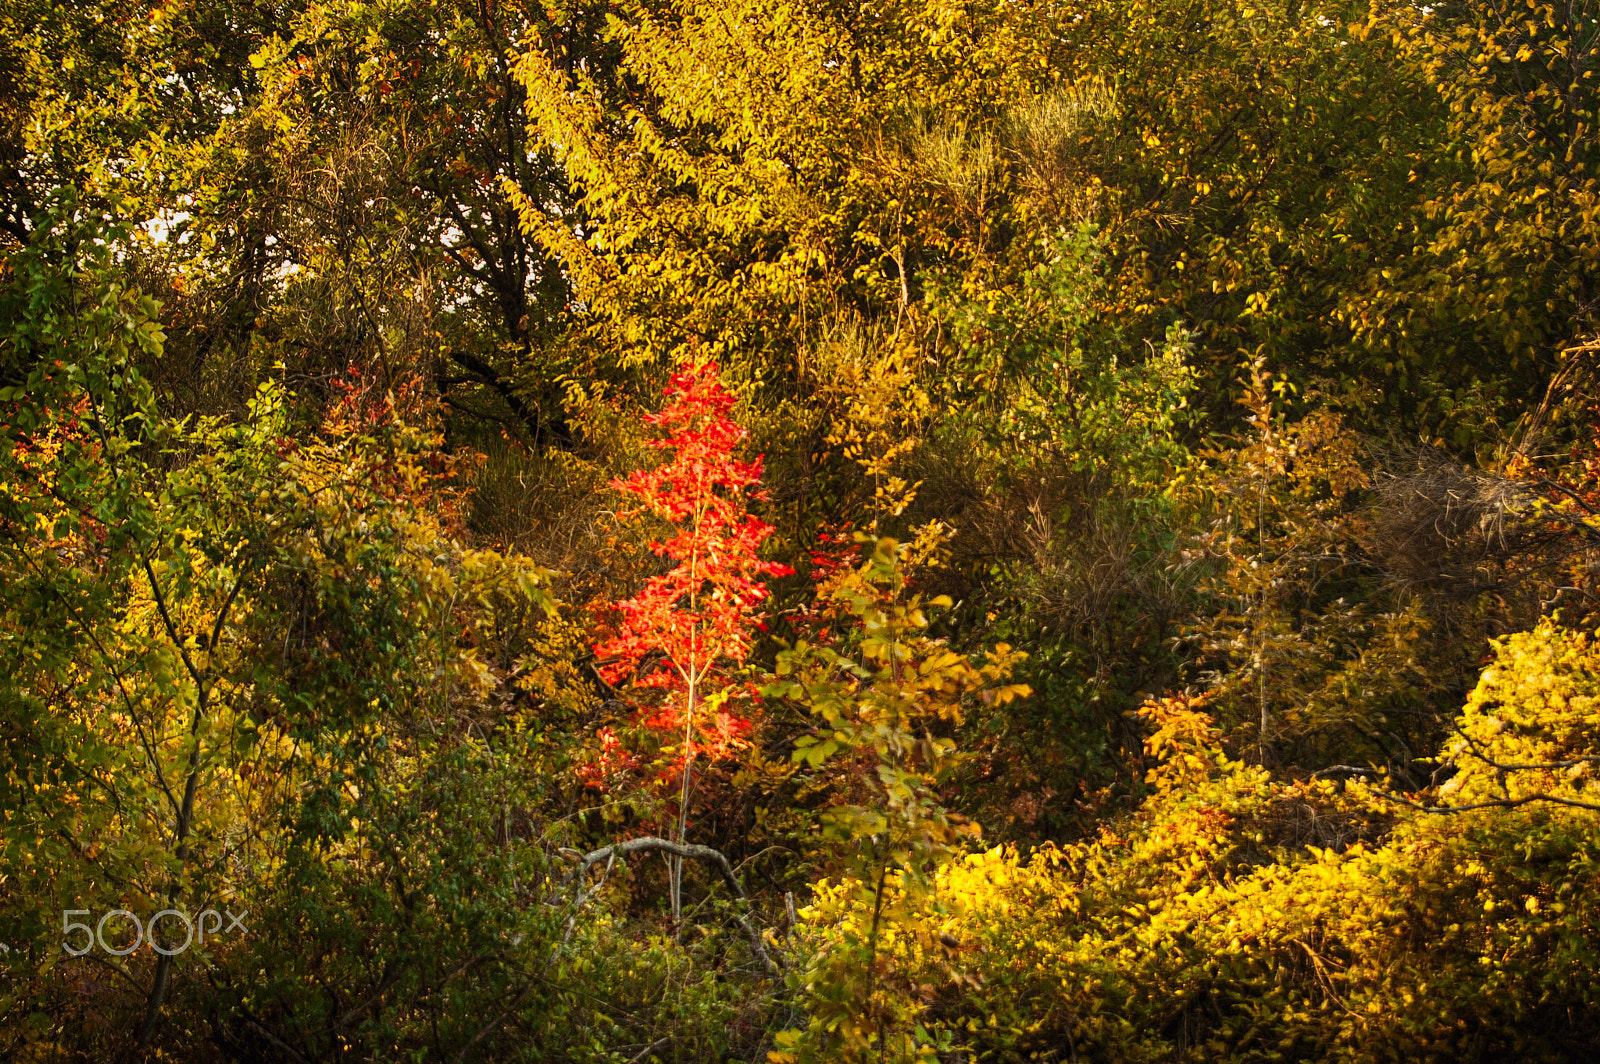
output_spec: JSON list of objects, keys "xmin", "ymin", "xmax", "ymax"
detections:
[{"xmin": 3, "ymin": 0, "xmax": 1600, "ymax": 1060}]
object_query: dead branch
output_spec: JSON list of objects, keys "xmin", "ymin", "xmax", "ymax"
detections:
[{"xmin": 570, "ymin": 837, "xmax": 780, "ymax": 975}]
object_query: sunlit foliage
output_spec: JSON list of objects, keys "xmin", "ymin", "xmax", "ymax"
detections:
[{"xmin": 3, "ymin": 0, "xmax": 1600, "ymax": 1060}]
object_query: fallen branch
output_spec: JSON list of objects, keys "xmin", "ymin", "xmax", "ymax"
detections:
[
  {"xmin": 571, "ymin": 837, "xmax": 780, "ymax": 975},
  {"xmin": 1310, "ymin": 765, "xmax": 1377, "ymax": 780}
]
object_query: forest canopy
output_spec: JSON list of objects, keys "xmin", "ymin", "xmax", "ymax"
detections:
[{"xmin": 3, "ymin": 0, "xmax": 1600, "ymax": 1060}]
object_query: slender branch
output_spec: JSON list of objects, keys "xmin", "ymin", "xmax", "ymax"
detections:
[
  {"xmin": 82, "ymin": 952, "xmax": 146, "ymax": 996},
  {"xmin": 1371, "ymin": 788, "xmax": 1600, "ymax": 814},
  {"xmin": 238, "ymin": 1013, "xmax": 314, "ymax": 1064},
  {"xmin": 629, "ymin": 1036, "xmax": 673, "ymax": 1063},
  {"xmin": 447, "ymin": 981, "xmax": 539, "ymax": 1064},
  {"xmin": 139, "ymin": 553, "xmax": 205, "ymax": 692},
  {"xmin": 136, "ymin": 572, "xmax": 249, "ymax": 1051},
  {"xmin": 0, "ymin": 524, "xmax": 183, "ymax": 818}
]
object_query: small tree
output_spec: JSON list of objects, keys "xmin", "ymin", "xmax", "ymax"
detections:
[
  {"xmin": 594, "ymin": 361, "xmax": 791, "ymax": 918},
  {"xmin": 768, "ymin": 535, "xmax": 1030, "ymax": 1063}
]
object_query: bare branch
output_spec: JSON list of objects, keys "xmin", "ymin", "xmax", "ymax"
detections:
[
  {"xmin": 1310, "ymin": 765, "xmax": 1378, "ymax": 780},
  {"xmin": 1371, "ymin": 788, "xmax": 1600, "ymax": 814},
  {"xmin": 571, "ymin": 838, "xmax": 780, "ymax": 974}
]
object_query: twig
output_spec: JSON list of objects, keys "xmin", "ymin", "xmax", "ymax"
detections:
[
  {"xmin": 242, "ymin": 1017, "xmax": 314, "ymax": 1064},
  {"xmin": 447, "ymin": 982, "xmax": 539, "ymax": 1064},
  {"xmin": 629, "ymin": 1036, "xmax": 673, "ymax": 1063}
]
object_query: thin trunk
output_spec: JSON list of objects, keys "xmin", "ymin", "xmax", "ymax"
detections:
[
  {"xmin": 671, "ymin": 674, "xmax": 696, "ymax": 924},
  {"xmin": 670, "ymin": 494, "xmax": 709, "ymax": 924},
  {"xmin": 132, "ymin": 572, "xmax": 243, "ymax": 1054},
  {"xmin": 135, "ymin": 701, "xmax": 205, "ymax": 1051},
  {"xmin": 1257, "ymin": 405, "xmax": 1272, "ymax": 767}
]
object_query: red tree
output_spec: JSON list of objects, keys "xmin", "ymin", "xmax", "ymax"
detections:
[{"xmin": 594, "ymin": 362, "xmax": 791, "ymax": 914}]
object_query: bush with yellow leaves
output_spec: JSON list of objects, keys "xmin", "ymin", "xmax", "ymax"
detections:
[{"xmin": 858, "ymin": 621, "xmax": 1600, "ymax": 1062}]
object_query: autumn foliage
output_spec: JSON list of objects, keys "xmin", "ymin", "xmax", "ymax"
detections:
[
  {"xmin": 11, "ymin": 0, "xmax": 1600, "ymax": 1061},
  {"xmin": 592, "ymin": 362, "xmax": 792, "ymax": 785}
]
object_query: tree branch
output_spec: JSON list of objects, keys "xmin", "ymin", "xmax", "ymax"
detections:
[
  {"xmin": 572, "ymin": 838, "xmax": 779, "ymax": 974},
  {"xmin": 1371, "ymin": 788, "xmax": 1600, "ymax": 814},
  {"xmin": 439, "ymin": 350, "xmax": 574, "ymax": 451}
]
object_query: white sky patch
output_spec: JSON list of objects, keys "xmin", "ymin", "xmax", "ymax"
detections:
[{"xmin": 143, "ymin": 210, "xmax": 192, "ymax": 244}]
